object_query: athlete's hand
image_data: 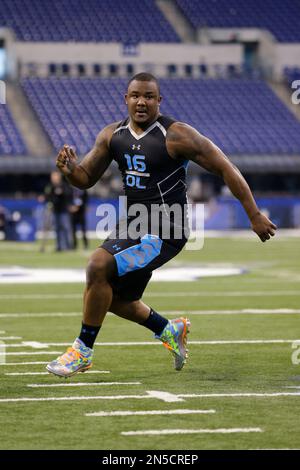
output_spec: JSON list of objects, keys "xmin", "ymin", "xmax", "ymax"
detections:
[
  {"xmin": 56, "ymin": 145, "xmax": 77, "ymax": 176},
  {"xmin": 250, "ymin": 211, "xmax": 277, "ymax": 242}
]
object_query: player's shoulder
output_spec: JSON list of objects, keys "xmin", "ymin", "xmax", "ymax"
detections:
[
  {"xmin": 104, "ymin": 121, "xmax": 124, "ymax": 135},
  {"xmin": 166, "ymin": 120, "xmax": 197, "ymax": 142},
  {"xmin": 95, "ymin": 121, "xmax": 124, "ymax": 146}
]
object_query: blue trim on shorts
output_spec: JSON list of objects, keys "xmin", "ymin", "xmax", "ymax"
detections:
[{"xmin": 114, "ymin": 234, "xmax": 163, "ymax": 277}]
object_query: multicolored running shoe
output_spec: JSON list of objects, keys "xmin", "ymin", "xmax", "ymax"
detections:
[
  {"xmin": 156, "ymin": 317, "xmax": 191, "ymax": 371},
  {"xmin": 46, "ymin": 338, "xmax": 93, "ymax": 378}
]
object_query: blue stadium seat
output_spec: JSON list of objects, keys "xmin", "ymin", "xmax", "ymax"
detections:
[
  {"xmin": 0, "ymin": 106, "xmax": 27, "ymax": 155},
  {"xmin": 0, "ymin": 0, "xmax": 180, "ymax": 43},
  {"xmin": 21, "ymin": 77, "xmax": 300, "ymax": 156},
  {"xmin": 284, "ymin": 67, "xmax": 300, "ymax": 86},
  {"xmin": 176, "ymin": 0, "xmax": 300, "ymax": 42}
]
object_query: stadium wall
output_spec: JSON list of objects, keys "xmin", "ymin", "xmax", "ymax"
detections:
[
  {"xmin": 14, "ymin": 42, "xmax": 243, "ymax": 66},
  {"xmin": 12, "ymin": 40, "xmax": 300, "ymax": 80},
  {"xmin": 0, "ymin": 196, "xmax": 299, "ymax": 241},
  {"xmin": 274, "ymin": 44, "xmax": 300, "ymax": 78}
]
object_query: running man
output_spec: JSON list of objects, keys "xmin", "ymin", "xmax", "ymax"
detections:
[{"xmin": 47, "ymin": 73, "xmax": 277, "ymax": 377}]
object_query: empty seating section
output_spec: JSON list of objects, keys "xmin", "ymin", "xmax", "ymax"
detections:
[
  {"xmin": 162, "ymin": 79, "xmax": 300, "ymax": 155},
  {"xmin": 22, "ymin": 78, "xmax": 300, "ymax": 155},
  {"xmin": 284, "ymin": 67, "xmax": 300, "ymax": 87},
  {"xmin": 176, "ymin": 0, "xmax": 300, "ymax": 42},
  {"xmin": 22, "ymin": 78, "xmax": 128, "ymax": 154},
  {"xmin": 0, "ymin": 105, "xmax": 27, "ymax": 155},
  {"xmin": 0, "ymin": 0, "xmax": 180, "ymax": 42}
]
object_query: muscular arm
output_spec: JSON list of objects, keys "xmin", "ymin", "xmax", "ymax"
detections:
[
  {"xmin": 166, "ymin": 122, "xmax": 277, "ymax": 242},
  {"xmin": 56, "ymin": 122, "xmax": 118, "ymax": 189}
]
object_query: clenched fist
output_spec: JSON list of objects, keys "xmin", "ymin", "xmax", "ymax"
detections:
[
  {"xmin": 56, "ymin": 145, "xmax": 78, "ymax": 176},
  {"xmin": 250, "ymin": 211, "xmax": 277, "ymax": 242}
]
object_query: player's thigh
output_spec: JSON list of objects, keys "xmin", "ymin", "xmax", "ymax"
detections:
[{"xmin": 86, "ymin": 247, "xmax": 117, "ymax": 282}]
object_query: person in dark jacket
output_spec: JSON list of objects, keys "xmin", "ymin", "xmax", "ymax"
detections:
[
  {"xmin": 45, "ymin": 171, "xmax": 73, "ymax": 251},
  {"xmin": 70, "ymin": 187, "xmax": 89, "ymax": 250}
]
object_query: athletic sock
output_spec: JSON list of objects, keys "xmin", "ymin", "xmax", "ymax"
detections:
[
  {"xmin": 140, "ymin": 308, "xmax": 168, "ymax": 336},
  {"xmin": 78, "ymin": 323, "xmax": 101, "ymax": 349}
]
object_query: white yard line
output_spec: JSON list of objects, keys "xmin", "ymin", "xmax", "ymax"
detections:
[
  {"xmin": 86, "ymin": 409, "xmax": 216, "ymax": 417},
  {"xmin": 146, "ymin": 291, "xmax": 300, "ymax": 297},
  {"xmin": 6, "ymin": 370, "xmax": 110, "ymax": 376},
  {"xmin": 0, "ymin": 291, "xmax": 299, "ymax": 300},
  {"xmin": 27, "ymin": 382, "xmax": 141, "ymax": 388},
  {"xmin": 1, "ymin": 390, "xmax": 300, "ymax": 404},
  {"xmin": 178, "ymin": 393, "xmax": 300, "ymax": 398},
  {"xmin": 4, "ymin": 344, "xmax": 54, "ymax": 348},
  {"xmin": 146, "ymin": 391, "xmax": 184, "ymax": 402},
  {"xmin": 1, "ymin": 309, "xmax": 300, "ymax": 319},
  {"xmin": 0, "ymin": 294, "xmax": 82, "ymax": 300},
  {"xmin": 188, "ymin": 340, "xmax": 298, "ymax": 345},
  {"xmin": 0, "ymin": 337, "xmax": 22, "ymax": 340},
  {"xmin": 21, "ymin": 342, "xmax": 48, "ymax": 349},
  {"xmin": 2, "ymin": 351, "xmax": 62, "ymax": 356},
  {"xmin": 8, "ymin": 339, "xmax": 296, "ymax": 348},
  {"xmin": 0, "ymin": 361, "xmax": 49, "ymax": 366},
  {"xmin": 121, "ymin": 427, "xmax": 263, "ymax": 436},
  {"xmin": 167, "ymin": 309, "xmax": 300, "ymax": 315},
  {"xmin": 0, "ymin": 312, "xmax": 81, "ymax": 318},
  {"xmin": 0, "ymin": 395, "xmax": 151, "ymax": 403}
]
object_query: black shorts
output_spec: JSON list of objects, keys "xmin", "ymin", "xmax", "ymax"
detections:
[{"xmin": 101, "ymin": 224, "xmax": 187, "ymax": 301}]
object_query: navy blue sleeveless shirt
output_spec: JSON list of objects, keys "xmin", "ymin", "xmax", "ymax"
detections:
[{"xmin": 109, "ymin": 115, "xmax": 188, "ymax": 209}]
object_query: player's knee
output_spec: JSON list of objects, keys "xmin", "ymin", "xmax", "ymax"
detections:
[{"xmin": 86, "ymin": 250, "xmax": 114, "ymax": 284}]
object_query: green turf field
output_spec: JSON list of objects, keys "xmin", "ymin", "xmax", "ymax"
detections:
[{"xmin": 0, "ymin": 235, "xmax": 300, "ymax": 450}]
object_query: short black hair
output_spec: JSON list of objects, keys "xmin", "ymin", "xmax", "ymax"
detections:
[{"xmin": 127, "ymin": 72, "xmax": 160, "ymax": 94}]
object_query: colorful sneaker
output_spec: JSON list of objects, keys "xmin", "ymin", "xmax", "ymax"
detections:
[
  {"xmin": 46, "ymin": 338, "xmax": 93, "ymax": 378},
  {"xmin": 155, "ymin": 317, "xmax": 191, "ymax": 371}
]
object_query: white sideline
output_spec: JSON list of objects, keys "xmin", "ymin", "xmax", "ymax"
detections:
[
  {"xmin": 86, "ymin": 409, "xmax": 216, "ymax": 417},
  {"xmin": 27, "ymin": 382, "xmax": 141, "ymax": 388},
  {"xmin": 6, "ymin": 370, "xmax": 110, "ymax": 376},
  {"xmin": 121, "ymin": 427, "xmax": 263, "ymax": 436}
]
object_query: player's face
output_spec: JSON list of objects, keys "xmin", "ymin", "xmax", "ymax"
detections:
[{"xmin": 125, "ymin": 80, "xmax": 161, "ymax": 127}]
